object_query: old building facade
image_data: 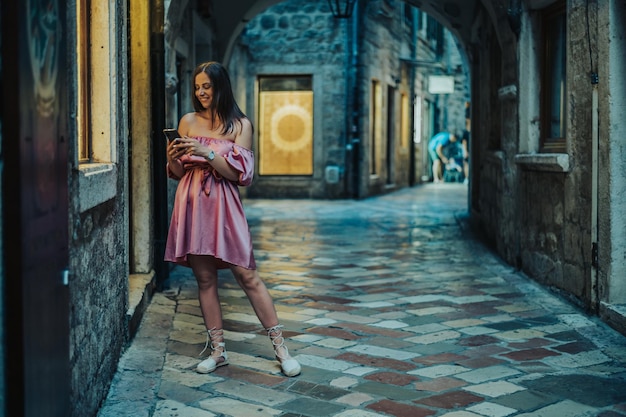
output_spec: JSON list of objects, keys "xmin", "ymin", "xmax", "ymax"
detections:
[
  {"xmin": 228, "ymin": 0, "xmax": 470, "ymax": 198},
  {"xmin": 163, "ymin": 1, "xmax": 470, "ymax": 200},
  {"xmin": 1, "ymin": 0, "xmax": 624, "ymax": 416}
]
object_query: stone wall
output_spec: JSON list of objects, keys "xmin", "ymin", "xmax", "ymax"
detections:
[
  {"xmin": 472, "ymin": 0, "xmax": 602, "ymax": 311},
  {"xmin": 236, "ymin": 0, "xmax": 351, "ymax": 198},
  {"xmin": 472, "ymin": 5, "xmax": 508, "ymax": 255},
  {"xmin": 69, "ymin": 200, "xmax": 129, "ymax": 416},
  {"xmin": 513, "ymin": 1, "xmax": 593, "ymax": 306}
]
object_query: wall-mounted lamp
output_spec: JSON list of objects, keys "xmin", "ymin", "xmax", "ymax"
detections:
[{"xmin": 327, "ymin": 0, "xmax": 357, "ymax": 18}]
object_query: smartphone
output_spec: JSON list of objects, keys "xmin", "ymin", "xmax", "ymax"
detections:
[{"xmin": 163, "ymin": 128, "xmax": 181, "ymax": 143}]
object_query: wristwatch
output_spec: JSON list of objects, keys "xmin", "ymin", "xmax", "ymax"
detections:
[{"xmin": 207, "ymin": 149, "xmax": 215, "ymax": 161}]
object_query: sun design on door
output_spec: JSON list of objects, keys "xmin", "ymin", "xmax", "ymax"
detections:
[{"xmin": 259, "ymin": 91, "xmax": 313, "ymax": 175}]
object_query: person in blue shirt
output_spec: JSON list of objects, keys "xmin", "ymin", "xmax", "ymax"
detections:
[{"xmin": 428, "ymin": 131, "xmax": 458, "ymax": 183}]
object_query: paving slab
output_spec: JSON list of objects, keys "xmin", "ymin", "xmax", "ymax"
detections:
[{"xmin": 98, "ymin": 185, "xmax": 626, "ymax": 417}]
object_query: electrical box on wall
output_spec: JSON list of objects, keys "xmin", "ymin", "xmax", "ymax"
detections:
[{"xmin": 325, "ymin": 166, "xmax": 341, "ymax": 184}]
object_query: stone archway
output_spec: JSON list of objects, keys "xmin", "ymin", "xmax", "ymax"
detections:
[
  {"xmin": 216, "ymin": 1, "xmax": 505, "ymax": 65},
  {"xmin": 213, "ymin": 0, "xmax": 283, "ymax": 63}
]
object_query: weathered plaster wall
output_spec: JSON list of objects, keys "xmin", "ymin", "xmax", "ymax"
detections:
[
  {"xmin": 604, "ymin": 0, "xmax": 626, "ymax": 303},
  {"xmin": 131, "ymin": 0, "xmax": 154, "ymax": 274},
  {"xmin": 597, "ymin": 0, "xmax": 626, "ymax": 327}
]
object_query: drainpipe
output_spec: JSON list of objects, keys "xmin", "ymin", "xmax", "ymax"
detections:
[
  {"xmin": 408, "ymin": 9, "xmax": 418, "ymax": 186},
  {"xmin": 350, "ymin": 0, "xmax": 361, "ymax": 198},
  {"xmin": 590, "ymin": 71, "xmax": 599, "ymax": 311},
  {"xmin": 150, "ymin": 0, "xmax": 170, "ymax": 286},
  {"xmin": 344, "ymin": 4, "xmax": 353, "ymax": 196},
  {"xmin": 588, "ymin": 0, "xmax": 599, "ymax": 312}
]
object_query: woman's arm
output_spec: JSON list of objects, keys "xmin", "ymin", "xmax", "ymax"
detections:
[
  {"xmin": 234, "ymin": 118, "xmax": 253, "ymax": 150},
  {"xmin": 205, "ymin": 118, "xmax": 252, "ymax": 181},
  {"xmin": 165, "ymin": 117, "xmax": 191, "ymax": 179}
]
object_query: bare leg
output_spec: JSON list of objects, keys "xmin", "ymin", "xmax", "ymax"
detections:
[
  {"xmin": 188, "ymin": 254, "xmax": 223, "ymax": 329},
  {"xmin": 464, "ymin": 159, "xmax": 469, "ymax": 182},
  {"xmin": 229, "ymin": 265, "xmax": 279, "ymax": 329},
  {"xmin": 432, "ymin": 159, "xmax": 442, "ymax": 182},
  {"xmin": 230, "ymin": 265, "xmax": 301, "ymax": 376},
  {"xmin": 188, "ymin": 255, "xmax": 226, "ymax": 367}
]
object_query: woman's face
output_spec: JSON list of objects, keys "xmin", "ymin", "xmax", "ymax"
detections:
[{"xmin": 195, "ymin": 71, "xmax": 213, "ymax": 109}]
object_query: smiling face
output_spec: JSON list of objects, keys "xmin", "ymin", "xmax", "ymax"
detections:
[
  {"xmin": 190, "ymin": 62, "xmax": 245, "ymax": 134},
  {"xmin": 194, "ymin": 72, "xmax": 213, "ymax": 110}
]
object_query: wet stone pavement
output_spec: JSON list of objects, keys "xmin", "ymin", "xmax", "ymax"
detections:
[{"xmin": 98, "ymin": 184, "xmax": 626, "ymax": 417}]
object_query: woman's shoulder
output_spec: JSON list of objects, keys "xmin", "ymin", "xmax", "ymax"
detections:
[
  {"xmin": 229, "ymin": 116, "xmax": 251, "ymax": 134},
  {"xmin": 234, "ymin": 117, "xmax": 253, "ymax": 149},
  {"xmin": 178, "ymin": 112, "xmax": 198, "ymax": 131},
  {"xmin": 181, "ymin": 112, "xmax": 199, "ymax": 123},
  {"xmin": 238, "ymin": 116, "xmax": 251, "ymax": 127},
  {"xmin": 180, "ymin": 112, "xmax": 212, "ymax": 137}
]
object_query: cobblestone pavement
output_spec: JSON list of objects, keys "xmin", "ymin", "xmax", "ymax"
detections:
[{"xmin": 98, "ymin": 184, "xmax": 626, "ymax": 417}]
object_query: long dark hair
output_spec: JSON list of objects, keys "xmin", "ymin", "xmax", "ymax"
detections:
[{"xmin": 191, "ymin": 62, "xmax": 248, "ymax": 135}]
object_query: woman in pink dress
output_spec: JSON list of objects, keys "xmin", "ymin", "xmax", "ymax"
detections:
[{"xmin": 164, "ymin": 61, "xmax": 301, "ymax": 377}]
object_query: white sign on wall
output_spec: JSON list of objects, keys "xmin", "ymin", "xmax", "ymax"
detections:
[{"xmin": 428, "ymin": 75, "xmax": 455, "ymax": 94}]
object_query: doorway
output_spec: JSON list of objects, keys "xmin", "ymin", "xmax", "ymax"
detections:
[{"xmin": 1, "ymin": 0, "xmax": 71, "ymax": 415}]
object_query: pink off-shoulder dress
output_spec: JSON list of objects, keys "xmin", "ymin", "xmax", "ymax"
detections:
[{"xmin": 164, "ymin": 137, "xmax": 256, "ymax": 270}]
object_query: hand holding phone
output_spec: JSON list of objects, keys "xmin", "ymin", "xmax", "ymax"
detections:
[
  {"xmin": 163, "ymin": 128, "xmax": 181, "ymax": 143},
  {"xmin": 163, "ymin": 128, "xmax": 186, "ymax": 162}
]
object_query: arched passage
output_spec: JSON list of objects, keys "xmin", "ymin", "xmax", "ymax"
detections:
[{"xmin": 214, "ymin": 1, "xmax": 494, "ymax": 66}]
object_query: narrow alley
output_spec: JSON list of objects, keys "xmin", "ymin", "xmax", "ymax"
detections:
[{"xmin": 98, "ymin": 184, "xmax": 626, "ymax": 417}]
